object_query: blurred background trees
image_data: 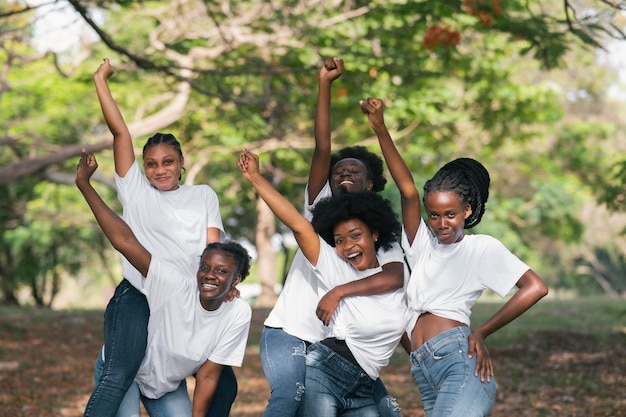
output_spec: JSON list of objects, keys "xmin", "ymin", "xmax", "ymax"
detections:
[{"xmin": 1, "ymin": 0, "xmax": 626, "ymax": 307}]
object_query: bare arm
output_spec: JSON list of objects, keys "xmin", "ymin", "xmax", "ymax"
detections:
[
  {"xmin": 469, "ymin": 270, "xmax": 549, "ymax": 381},
  {"xmin": 308, "ymin": 58, "xmax": 344, "ymax": 202},
  {"xmin": 239, "ymin": 149, "xmax": 320, "ymax": 265},
  {"xmin": 93, "ymin": 58, "xmax": 135, "ymax": 177},
  {"xmin": 192, "ymin": 360, "xmax": 222, "ymax": 417},
  {"xmin": 360, "ymin": 98, "xmax": 422, "ymax": 244},
  {"xmin": 75, "ymin": 151, "xmax": 151, "ymax": 276},
  {"xmin": 316, "ymin": 261, "xmax": 404, "ymax": 325}
]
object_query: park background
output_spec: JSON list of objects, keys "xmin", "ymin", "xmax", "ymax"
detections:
[{"xmin": 1, "ymin": 0, "xmax": 626, "ymax": 416}]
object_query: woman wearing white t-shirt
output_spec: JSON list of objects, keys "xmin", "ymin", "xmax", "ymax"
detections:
[
  {"xmin": 260, "ymin": 57, "xmax": 404, "ymax": 417},
  {"xmin": 88, "ymin": 59, "xmax": 233, "ymax": 417},
  {"xmin": 239, "ymin": 149, "xmax": 408, "ymax": 417},
  {"xmin": 360, "ymin": 97, "xmax": 549, "ymax": 417},
  {"xmin": 76, "ymin": 152, "xmax": 251, "ymax": 417}
]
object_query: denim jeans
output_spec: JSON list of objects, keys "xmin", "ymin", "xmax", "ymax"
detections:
[
  {"xmin": 260, "ymin": 327, "xmax": 402, "ymax": 417},
  {"xmin": 93, "ymin": 326, "xmax": 238, "ymax": 417},
  {"xmin": 260, "ymin": 326, "xmax": 308, "ymax": 417},
  {"xmin": 83, "ymin": 278, "xmax": 150, "ymax": 417},
  {"xmin": 300, "ymin": 342, "xmax": 380, "ymax": 417},
  {"xmin": 410, "ymin": 326, "xmax": 496, "ymax": 417}
]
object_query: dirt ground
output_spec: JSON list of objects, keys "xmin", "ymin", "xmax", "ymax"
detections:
[{"xmin": 1, "ymin": 307, "xmax": 625, "ymax": 417}]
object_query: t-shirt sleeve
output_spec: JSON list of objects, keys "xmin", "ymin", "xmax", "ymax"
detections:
[
  {"xmin": 114, "ymin": 160, "xmax": 145, "ymax": 206},
  {"xmin": 208, "ymin": 301, "xmax": 252, "ymax": 367},
  {"xmin": 377, "ymin": 242, "xmax": 405, "ymax": 266},
  {"xmin": 478, "ymin": 237, "xmax": 531, "ymax": 297},
  {"xmin": 202, "ymin": 186, "xmax": 225, "ymax": 239}
]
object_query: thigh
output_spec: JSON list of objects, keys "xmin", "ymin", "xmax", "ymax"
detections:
[
  {"xmin": 372, "ymin": 377, "xmax": 402, "ymax": 417},
  {"xmin": 103, "ymin": 279, "xmax": 150, "ymax": 379},
  {"xmin": 116, "ymin": 381, "xmax": 142, "ymax": 417},
  {"xmin": 142, "ymin": 380, "xmax": 191, "ymax": 417}
]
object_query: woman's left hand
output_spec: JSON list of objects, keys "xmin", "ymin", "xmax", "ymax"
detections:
[{"xmin": 468, "ymin": 331, "xmax": 494, "ymax": 382}]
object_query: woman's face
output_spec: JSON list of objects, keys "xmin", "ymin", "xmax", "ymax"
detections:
[
  {"xmin": 196, "ymin": 249, "xmax": 241, "ymax": 310},
  {"xmin": 424, "ymin": 191, "xmax": 470, "ymax": 245},
  {"xmin": 330, "ymin": 158, "xmax": 373, "ymax": 195},
  {"xmin": 332, "ymin": 218, "xmax": 379, "ymax": 271},
  {"xmin": 143, "ymin": 144, "xmax": 183, "ymax": 191}
]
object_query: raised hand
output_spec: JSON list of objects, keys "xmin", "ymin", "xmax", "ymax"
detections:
[
  {"xmin": 359, "ymin": 97, "xmax": 386, "ymax": 132},
  {"xmin": 94, "ymin": 58, "xmax": 115, "ymax": 82},
  {"xmin": 318, "ymin": 57, "xmax": 344, "ymax": 83},
  {"xmin": 75, "ymin": 150, "xmax": 98, "ymax": 187}
]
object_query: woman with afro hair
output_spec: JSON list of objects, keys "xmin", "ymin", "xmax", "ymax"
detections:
[
  {"xmin": 360, "ymin": 97, "xmax": 548, "ymax": 417},
  {"xmin": 257, "ymin": 58, "xmax": 405, "ymax": 417},
  {"xmin": 239, "ymin": 148, "xmax": 408, "ymax": 417}
]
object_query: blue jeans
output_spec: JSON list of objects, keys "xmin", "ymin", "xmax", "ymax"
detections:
[
  {"xmin": 300, "ymin": 342, "xmax": 379, "ymax": 417},
  {"xmin": 410, "ymin": 326, "xmax": 496, "ymax": 417},
  {"xmin": 83, "ymin": 278, "xmax": 150, "ymax": 417},
  {"xmin": 260, "ymin": 327, "xmax": 401, "ymax": 417}
]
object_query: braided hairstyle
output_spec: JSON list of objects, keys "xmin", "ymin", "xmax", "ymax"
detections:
[
  {"xmin": 310, "ymin": 191, "xmax": 400, "ymax": 252},
  {"xmin": 423, "ymin": 158, "xmax": 490, "ymax": 229},
  {"xmin": 201, "ymin": 241, "xmax": 252, "ymax": 282},
  {"xmin": 328, "ymin": 146, "xmax": 387, "ymax": 192},
  {"xmin": 142, "ymin": 132, "xmax": 184, "ymax": 180}
]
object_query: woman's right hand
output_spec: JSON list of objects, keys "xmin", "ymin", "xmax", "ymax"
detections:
[{"xmin": 94, "ymin": 58, "xmax": 115, "ymax": 81}]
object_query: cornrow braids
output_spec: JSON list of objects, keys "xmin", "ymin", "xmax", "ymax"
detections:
[
  {"xmin": 328, "ymin": 146, "xmax": 387, "ymax": 192},
  {"xmin": 310, "ymin": 191, "xmax": 401, "ymax": 252},
  {"xmin": 202, "ymin": 241, "xmax": 252, "ymax": 282},
  {"xmin": 423, "ymin": 157, "xmax": 490, "ymax": 229},
  {"xmin": 143, "ymin": 132, "xmax": 183, "ymax": 160}
]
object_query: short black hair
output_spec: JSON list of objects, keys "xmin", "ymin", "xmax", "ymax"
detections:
[
  {"xmin": 423, "ymin": 157, "xmax": 490, "ymax": 229},
  {"xmin": 201, "ymin": 241, "xmax": 251, "ymax": 282},
  {"xmin": 328, "ymin": 146, "xmax": 387, "ymax": 192},
  {"xmin": 310, "ymin": 191, "xmax": 400, "ymax": 251}
]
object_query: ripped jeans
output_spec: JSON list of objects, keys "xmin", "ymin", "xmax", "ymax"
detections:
[{"xmin": 260, "ymin": 327, "xmax": 402, "ymax": 417}]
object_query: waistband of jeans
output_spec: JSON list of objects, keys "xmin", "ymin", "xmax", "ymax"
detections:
[{"xmin": 320, "ymin": 337, "xmax": 359, "ymax": 366}]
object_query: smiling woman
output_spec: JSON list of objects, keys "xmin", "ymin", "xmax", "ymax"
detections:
[{"xmin": 239, "ymin": 148, "xmax": 408, "ymax": 417}]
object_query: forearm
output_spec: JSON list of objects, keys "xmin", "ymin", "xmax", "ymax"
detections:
[
  {"xmin": 76, "ymin": 181, "xmax": 134, "ymax": 250},
  {"xmin": 474, "ymin": 271, "xmax": 548, "ymax": 339},
  {"xmin": 93, "ymin": 76, "xmax": 130, "ymax": 138},
  {"xmin": 309, "ymin": 79, "xmax": 333, "ymax": 199},
  {"xmin": 333, "ymin": 262, "xmax": 404, "ymax": 298}
]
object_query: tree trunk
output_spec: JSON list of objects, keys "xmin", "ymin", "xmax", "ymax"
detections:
[{"xmin": 253, "ymin": 197, "xmax": 278, "ymax": 307}]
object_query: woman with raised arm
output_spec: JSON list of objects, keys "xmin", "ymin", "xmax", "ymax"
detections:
[
  {"xmin": 76, "ymin": 152, "xmax": 251, "ymax": 417},
  {"xmin": 85, "ymin": 59, "xmax": 234, "ymax": 417},
  {"xmin": 239, "ymin": 148, "xmax": 408, "ymax": 417},
  {"xmin": 259, "ymin": 58, "xmax": 404, "ymax": 417},
  {"xmin": 360, "ymin": 97, "xmax": 549, "ymax": 417}
]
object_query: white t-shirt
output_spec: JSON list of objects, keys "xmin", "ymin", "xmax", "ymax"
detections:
[
  {"xmin": 136, "ymin": 258, "xmax": 251, "ymax": 399},
  {"xmin": 309, "ymin": 238, "xmax": 408, "ymax": 380},
  {"xmin": 402, "ymin": 218, "xmax": 530, "ymax": 335},
  {"xmin": 263, "ymin": 182, "xmax": 333, "ymax": 342},
  {"xmin": 116, "ymin": 161, "xmax": 225, "ymax": 289}
]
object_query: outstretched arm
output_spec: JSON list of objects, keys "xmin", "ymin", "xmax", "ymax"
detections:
[
  {"xmin": 75, "ymin": 151, "xmax": 150, "ymax": 276},
  {"xmin": 468, "ymin": 269, "xmax": 548, "ymax": 382},
  {"xmin": 308, "ymin": 57, "xmax": 344, "ymax": 202},
  {"xmin": 360, "ymin": 97, "xmax": 422, "ymax": 244},
  {"xmin": 239, "ymin": 149, "xmax": 320, "ymax": 265},
  {"xmin": 93, "ymin": 58, "xmax": 135, "ymax": 177}
]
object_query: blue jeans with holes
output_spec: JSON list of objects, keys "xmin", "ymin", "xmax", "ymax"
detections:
[
  {"xmin": 410, "ymin": 326, "xmax": 496, "ymax": 417},
  {"xmin": 260, "ymin": 327, "xmax": 402, "ymax": 417},
  {"xmin": 83, "ymin": 278, "xmax": 150, "ymax": 417},
  {"xmin": 300, "ymin": 342, "xmax": 379, "ymax": 417}
]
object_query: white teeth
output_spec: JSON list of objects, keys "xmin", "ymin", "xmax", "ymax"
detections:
[
  {"xmin": 202, "ymin": 283, "xmax": 218, "ymax": 289},
  {"xmin": 347, "ymin": 253, "xmax": 359, "ymax": 259}
]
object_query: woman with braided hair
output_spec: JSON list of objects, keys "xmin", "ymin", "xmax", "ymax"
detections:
[{"xmin": 360, "ymin": 97, "xmax": 549, "ymax": 417}]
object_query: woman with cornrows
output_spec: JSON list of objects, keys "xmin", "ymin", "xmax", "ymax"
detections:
[{"xmin": 360, "ymin": 97, "xmax": 548, "ymax": 417}]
